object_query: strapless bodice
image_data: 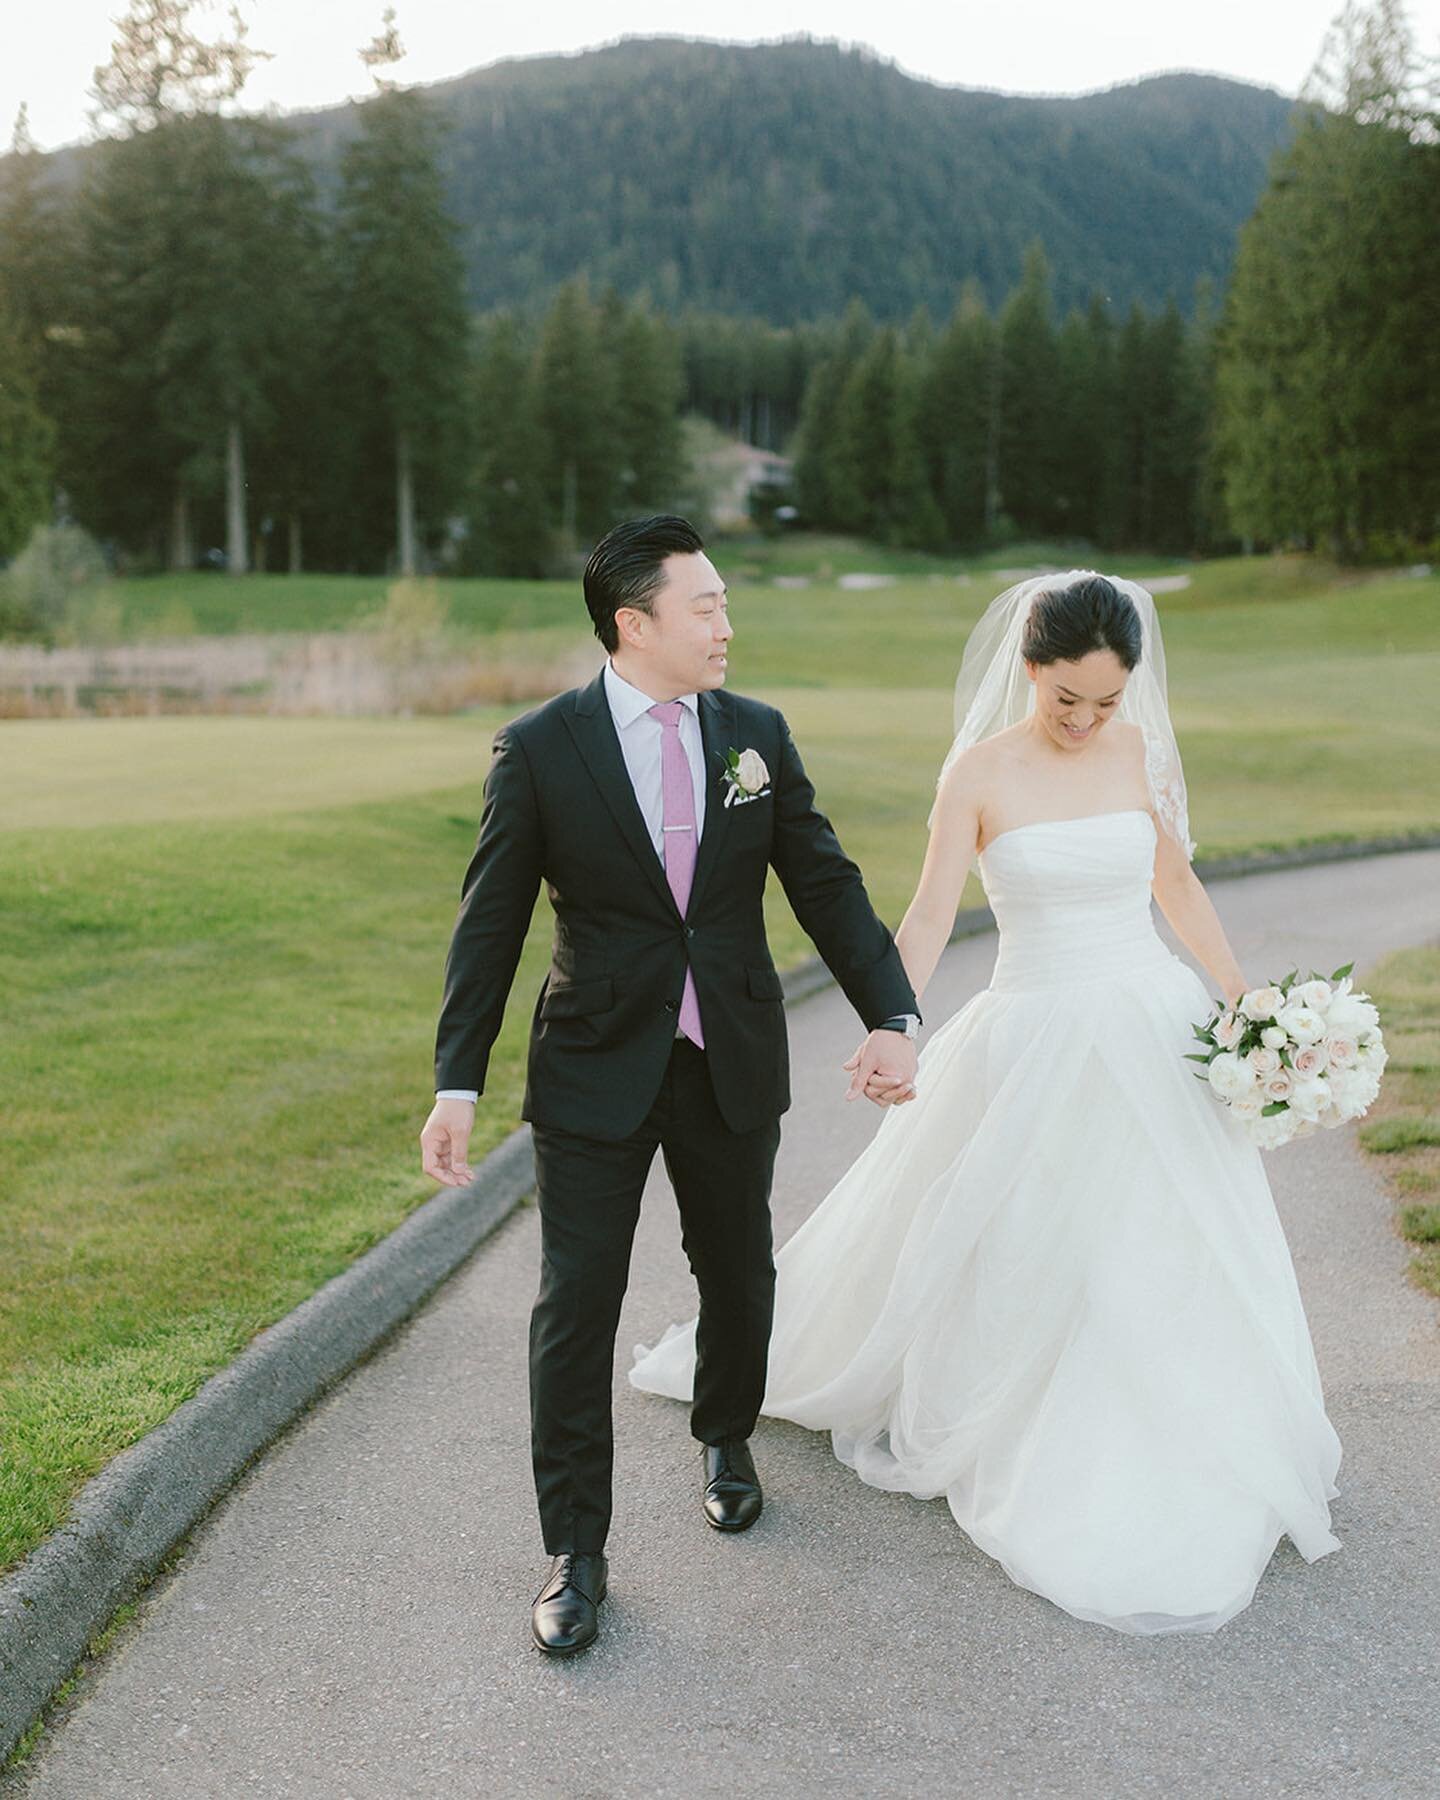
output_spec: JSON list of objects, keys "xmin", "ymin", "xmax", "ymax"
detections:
[{"xmin": 977, "ymin": 809, "xmax": 1174, "ymax": 991}]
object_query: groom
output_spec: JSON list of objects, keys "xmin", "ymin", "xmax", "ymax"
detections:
[{"xmin": 420, "ymin": 515, "xmax": 919, "ymax": 1655}]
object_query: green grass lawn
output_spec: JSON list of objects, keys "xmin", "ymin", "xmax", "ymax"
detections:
[
  {"xmin": 61, "ymin": 534, "xmax": 1192, "ymax": 640},
  {"xmin": 2, "ymin": 551, "xmax": 1438, "ymax": 1575},
  {"xmin": 1356, "ymin": 947, "xmax": 1440, "ymax": 1298}
]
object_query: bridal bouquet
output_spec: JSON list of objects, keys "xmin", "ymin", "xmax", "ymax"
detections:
[{"xmin": 1187, "ymin": 964, "xmax": 1387, "ymax": 1150}]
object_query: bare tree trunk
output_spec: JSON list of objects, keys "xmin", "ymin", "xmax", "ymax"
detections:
[
  {"xmin": 397, "ymin": 427, "xmax": 417, "ymax": 576},
  {"xmin": 168, "ymin": 485, "xmax": 193, "ymax": 571},
  {"xmin": 287, "ymin": 512, "xmax": 303, "ymax": 573},
  {"xmin": 225, "ymin": 419, "xmax": 248, "ymax": 575}
]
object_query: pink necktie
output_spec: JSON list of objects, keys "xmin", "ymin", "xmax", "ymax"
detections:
[{"xmin": 648, "ymin": 701, "xmax": 704, "ymax": 1047}]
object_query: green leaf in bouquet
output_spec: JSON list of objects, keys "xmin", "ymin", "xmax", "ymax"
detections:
[
  {"xmin": 1183, "ymin": 1052, "xmax": 1215, "ymax": 1064},
  {"xmin": 1279, "ymin": 969, "xmax": 1298, "ymax": 994},
  {"xmin": 1261, "ymin": 1101, "xmax": 1290, "ymax": 1116},
  {"xmin": 1331, "ymin": 962, "xmax": 1355, "ymax": 983}
]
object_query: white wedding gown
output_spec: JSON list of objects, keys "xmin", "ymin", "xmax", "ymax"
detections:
[{"xmin": 630, "ymin": 809, "xmax": 1342, "ymax": 1634}]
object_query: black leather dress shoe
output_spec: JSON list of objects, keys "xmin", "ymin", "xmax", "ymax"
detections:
[
  {"xmin": 531, "ymin": 1552, "xmax": 607, "ymax": 1655},
  {"xmin": 701, "ymin": 1437, "xmax": 763, "ymax": 1532}
]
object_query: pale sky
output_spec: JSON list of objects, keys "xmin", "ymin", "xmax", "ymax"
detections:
[{"xmin": 8, "ymin": 0, "xmax": 1440, "ymax": 152}]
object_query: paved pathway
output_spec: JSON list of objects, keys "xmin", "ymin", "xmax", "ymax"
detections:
[{"xmin": 9, "ymin": 851, "xmax": 1440, "ymax": 1799}]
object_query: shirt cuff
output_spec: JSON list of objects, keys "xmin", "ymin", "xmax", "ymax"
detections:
[{"xmin": 436, "ymin": 1089, "xmax": 479, "ymax": 1103}]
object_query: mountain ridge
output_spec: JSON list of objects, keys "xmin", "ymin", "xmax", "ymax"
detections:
[{"xmin": 29, "ymin": 37, "xmax": 1298, "ymax": 324}]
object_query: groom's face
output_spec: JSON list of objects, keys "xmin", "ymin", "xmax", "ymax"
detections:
[{"xmin": 624, "ymin": 551, "xmax": 733, "ymax": 695}]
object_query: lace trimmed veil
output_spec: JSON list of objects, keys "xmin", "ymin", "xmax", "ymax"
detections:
[{"xmin": 929, "ymin": 569, "xmax": 1195, "ymax": 858}]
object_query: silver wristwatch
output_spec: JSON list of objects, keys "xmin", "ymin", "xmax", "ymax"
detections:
[{"xmin": 877, "ymin": 1013, "xmax": 920, "ymax": 1040}]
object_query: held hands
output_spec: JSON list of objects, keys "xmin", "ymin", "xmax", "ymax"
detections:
[
  {"xmin": 843, "ymin": 1029, "xmax": 918, "ymax": 1108},
  {"xmin": 420, "ymin": 1097, "xmax": 478, "ymax": 1187}
]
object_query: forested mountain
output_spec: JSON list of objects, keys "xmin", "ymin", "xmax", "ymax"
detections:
[{"xmin": 37, "ymin": 37, "xmax": 1296, "ymax": 323}]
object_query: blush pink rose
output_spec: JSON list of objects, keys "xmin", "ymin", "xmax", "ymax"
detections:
[
  {"xmin": 1263, "ymin": 1067, "xmax": 1295, "ymax": 1103},
  {"xmin": 1291, "ymin": 1043, "xmax": 1328, "ymax": 1078},
  {"xmin": 1213, "ymin": 1012, "xmax": 1245, "ymax": 1049}
]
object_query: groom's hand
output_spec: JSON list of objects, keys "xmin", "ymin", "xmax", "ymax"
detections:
[
  {"xmin": 420, "ymin": 1098, "xmax": 477, "ymax": 1186},
  {"xmin": 843, "ymin": 1031, "xmax": 918, "ymax": 1107}
]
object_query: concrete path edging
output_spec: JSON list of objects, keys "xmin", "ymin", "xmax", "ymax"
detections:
[
  {"xmin": 1, "ymin": 825, "xmax": 1435, "ymax": 1764},
  {"xmin": 0, "ymin": 1130, "xmax": 536, "ymax": 1762}
]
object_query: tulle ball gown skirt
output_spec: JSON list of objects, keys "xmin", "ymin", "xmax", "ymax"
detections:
[{"xmin": 630, "ymin": 811, "xmax": 1342, "ymax": 1634}]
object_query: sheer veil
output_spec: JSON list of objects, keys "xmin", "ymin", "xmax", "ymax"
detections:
[{"xmin": 929, "ymin": 569, "xmax": 1195, "ymax": 858}]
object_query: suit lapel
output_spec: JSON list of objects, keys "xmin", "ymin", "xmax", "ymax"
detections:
[
  {"xmin": 688, "ymin": 687, "xmax": 736, "ymax": 913},
  {"xmin": 561, "ymin": 672, "xmax": 679, "ymax": 918}
]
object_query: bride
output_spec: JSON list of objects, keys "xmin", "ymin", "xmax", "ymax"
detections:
[{"xmin": 630, "ymin": 570, "xmax": 1342, "ymax": 1636}]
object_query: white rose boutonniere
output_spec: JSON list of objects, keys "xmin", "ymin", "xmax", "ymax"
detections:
[{"xmin": 722, "ymin": 746, "xmax": 771, "ymax": 808}]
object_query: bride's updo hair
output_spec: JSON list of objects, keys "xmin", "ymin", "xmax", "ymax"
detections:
[{"xmin": 1022, "ymin": 575, "xmax": 1142, "ymax": 670}]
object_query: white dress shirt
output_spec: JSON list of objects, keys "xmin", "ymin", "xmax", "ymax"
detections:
[{"xmin": 436, "ymin": 660, "xmax": 707, "ymax": 1101}]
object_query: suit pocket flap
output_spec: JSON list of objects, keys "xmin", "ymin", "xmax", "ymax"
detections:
[
  {"xmin": 540, "ymin": 975, "xmax": 615, "ymax": 1019},
  {"xmin": 746, "ymin": 965, "xmax": 785, "ymax": 1001}
]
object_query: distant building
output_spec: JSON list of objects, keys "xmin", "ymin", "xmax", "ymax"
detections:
[{"xmin": 702, "ymin": 441, "xmax": 794, "ymax": 530}]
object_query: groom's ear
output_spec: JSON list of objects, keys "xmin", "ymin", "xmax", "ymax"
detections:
[{"xmin": 614, "ymin": 605, "xmax": 649, "ymax": 652}]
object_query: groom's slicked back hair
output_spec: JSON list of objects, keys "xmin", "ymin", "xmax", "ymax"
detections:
[{"xmin": 584, "ymin": 514, "xmax": 706, "ymax": 655}]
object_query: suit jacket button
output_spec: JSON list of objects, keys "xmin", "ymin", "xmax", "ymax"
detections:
[
  {"xmin": 685, "ymin": 926, "xmax": 695, "ymax": 938},
  {"xmin": 664, "ymin": 1000, "xmax": 678, "ymax": 1012}
]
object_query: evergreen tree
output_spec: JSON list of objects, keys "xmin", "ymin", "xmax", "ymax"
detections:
[
  {"xmin": 79, "ymin": 0, "xmax": 293, "ymax": 572},
  {"xmin": 465, "ymin": 314, "xmax": 550, "ymax": 577},
  {"xmin": 534, "ymin": 278, "xmax": 618, "ymax": 550},
  {"xmin": 332, "ymin": 13, "xmax": 471, "ymax": 574},
  {"xmin": 916, "ymin": 282, "xmax": 997, "ymax": 546},
  {"xmin": 995, "ymin": 242, "xmax": 1062, "ymax": 537},
  {"xmin": 1144, "ymin": 300, "xmax": 1201, "ymax": 551},
  {"xmin": 0, "ymin": 107, "xmax": 62, "ymax": 373},
  {"xmin": 830, "ymin": 326, "xmax": 904, "ymax": 538},
  {"xmin": 1053, "ymin": 303, "xmax": 1111, "ymax": 544},
  {"xmin": 0, "ymin": 303, "xmax": 55, "ymax": 561},
  {"xmin": 889, "ymin": 342, "xmax": 947, "ymax": 549},
  {"xmin": 607, "ymin": 296, "xmax": 685, "ymax": 513},
  {"xmin": 792, "ymin": 300, "xmax": 873, "ymax": 528},
  {"xmin": 1112, "ymin": 305, "xmax": 1153, "ymax": 546},
  {"xmin": 65, "ymin": 125, "xmax": 194, "ymax": 562},
  {"xmin": 1216, "ymin": 0, "xmax": 1440, "ymax": 553}
]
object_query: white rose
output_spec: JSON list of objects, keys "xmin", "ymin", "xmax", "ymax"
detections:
[
  {"xmin": 735, "ymin": 748, "xmax": 770, "ymax": 793},
  {"xmin": 1327, "ymin": 1065, "xmax": 1381, "ymax": 1117},
  {"xmin": 1262, "ymin": 1067, "xmax": 1295, "ymax": 1103},
  {"xmin": 1293, "ymin": 979, "xmax": 1333, "ymax": 1011},
  {"xmin": 1247, "ymin": 1046, "xmax": 1282, "ymax": 1077},
  {"xmin": 1229, "ymin": 1094, "xmax": 1263, "ymax": 1121},
  {"xmin": 1208, "ymin": 1052, "xmax": 1259, "ymax": 1102},
  {"xmin": 1260, "ymin": 1026, "xmax": 1288, "ymax": 1050},
  {"xmin": 1288, "ymin": 1076, "xmax": 1329, "ymax": 1122},
  {"xmin": 1291, "ymin": 1042, "xmax": 1328, "ymax": 1079},
  {"xmin": 1276, "ymin": 1005, "xmax": 1325, "ymax": 1045},
  {"xmin": 1324, "ymin": 1033, "xmax": 1359, "ymax": 1070},
  {"xmin": 1251, "ymin": 1110, "xmax": 1299, "ymax": 1150},
  {"xmin": 1240, "ymin": 985, "xmax": 1285, "ymax": 1023},
  {"xmin": 1328, "ymin": 993, "xmax": 1380, "ymax": 1034},
  {"xmin": 1213, "ymin": 1012, "xmax": 1245, "ymax": 1050}
]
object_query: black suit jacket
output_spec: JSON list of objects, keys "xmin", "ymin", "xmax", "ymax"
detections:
[{"xmin": 433, "ymin": 670, "xmax": 918, "ymax": 1140}]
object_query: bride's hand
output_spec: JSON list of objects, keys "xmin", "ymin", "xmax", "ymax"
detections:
[{"xmin": 843, "ymin": 1034, "xmax": 918, "ymax": 1107}]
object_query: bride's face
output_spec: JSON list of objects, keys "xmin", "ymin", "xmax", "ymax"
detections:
[{"xmin": 1025, "ymin": 650, "xmax": 1130, "ymax": 751}]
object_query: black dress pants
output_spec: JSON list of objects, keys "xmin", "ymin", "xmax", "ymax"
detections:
[{"xmin": 528, "ymin": 1037, "xmax": 782, "ymax": 1554}]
